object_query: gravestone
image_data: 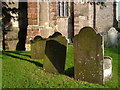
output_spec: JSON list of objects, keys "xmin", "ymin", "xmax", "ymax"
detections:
[
  {"xmin": 43, "ymin": 32, "xmax": 67, "ymax": 74},
  {"xmin": 103, "ymin": 56, "xmax": 112, "ymax": 81},
  {"xmin": 108, "ymin": 27, "xmax": 118, "ymax": 48},
  {"xmin": 118, "ymin": 32, "xmax": 120, "ymax": 46},
  {"xmin": 74, "ymin": 27, "xmax": 104, "ymax": 85},
  {"xmin": 102, "ymin": 31, "xmax": 108, "ymax": 47},
  {"xmin": 31, "ymin": 36, "xmax": 46, "ymax": 59}
]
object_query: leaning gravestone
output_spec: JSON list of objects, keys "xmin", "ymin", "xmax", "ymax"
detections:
[
  {"xmin": 31, "ymin": 36, "xmax": 46, "ymax": 59},
  {"xmin": 107, "ymin": 27, "xmax": 118, "ymax": 48},
  {"xmin": 43, "ymin": 32, "xmax": 67, "ymax": 74},
  {"xmin": 74, "ymin": 27, "xmax": 104, "ymax": 85}
]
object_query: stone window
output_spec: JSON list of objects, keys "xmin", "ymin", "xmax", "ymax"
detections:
[{"xmin": 57, "ymin": 1, "xmax": 68, "ymax": 17}]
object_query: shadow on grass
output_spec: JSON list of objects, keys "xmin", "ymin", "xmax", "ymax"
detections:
[
  {"xmin": 4, "ymin": 51, "xmax": 31, "ymax": 58},
  {"xmin": 3, "ymin": 52, "xmax": 43, "ymax": 68},
  {"xmin": 64, "ymin": 67, "xmax": 74, "ymax": 78},
  {"xmin": 13, "ymin": 51, "xmax": 31, "ymax": 58}
]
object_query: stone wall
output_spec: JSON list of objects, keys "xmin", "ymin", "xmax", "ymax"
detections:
[
  {"xmin": 2, "ymin": 1, "xmax": 118, "ymax": 51},
  {"xmin": 27, "ymin": 1, "xmax": 74, "ymax": 48},
  {"xmin": 95, "ymin": 2, "xmax": 114, "ymax": 32},
  {"xmin": 57, "ymin": 2, "xmax": 74, "ymax": 42},
  {"xmin": 4, "ymin": 27, "xmax": 19, "ymax": 50},
  {"xmin": 1, "ymin": 1, "xmax": 30, "ymax": 50},
  {"xmin": 26, "ymin": 2, "xmax": 56, "ymax": 50},
  {"xmin": 27, "ymin": 1, "xmax": 56, "ymax": 41},
  {"xmin": 58, "ymin": 18, "xmax": 68, "ymax": 38},
  {"xmin": 74, "ymin": 3, "xmax": 90, "ymax": 35},
  {"xmin": 26, "ymin": 1, "xmax": 118, "ymax": 48},
  {"xmin": 39, "ymin": 2, "xmax": 49, "ymax": 26},
  {"xmin": 49, "ymin": 2, "xmax": 57, "ymax": 28},
  {"xmin": 74, "ymin": 2, "xmax": 116, "ymax": 35},
  {"xmin": 27, "ymin": 1, "xmax": 40, "ymax": 43},
  {"xmin": 2, "ymin": 1, "xmax": 19, "ymax": 51}
]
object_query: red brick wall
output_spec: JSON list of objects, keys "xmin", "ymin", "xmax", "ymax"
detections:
[
  {"xmin": 49, "ymin": 2, "xmax": 57, "ymax": 27},
  {"xmin": 27, "ymin": 2, "xmax": 39, "ymax": 25},
  {"xmin": 26, "ymin": 28, "xmax": 40, "ymax": 44},
  {"xmin": 27, "ymin": 1, "xmax": 40, "ymax": 44},
  {"xmin": 27, "ymin": 2, "xmax": 58, "ymax": 44}
]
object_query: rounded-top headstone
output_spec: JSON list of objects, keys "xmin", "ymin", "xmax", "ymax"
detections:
[
  {"xmin": 31, "ymin": 36, "xmax": 46, "ymax": 59},
  {"xmin": 107, "ymin": 27, "xmax": 118, "ymax": 48},
  {"xmin": 34, "ymin": 36, "xmax": 43, "ymax": 40},
  {"xmin": 49, "ymin": 32, "xmax": 62, "ymax": 38},
  {"xmin": 30, "ymin": 36, "xmax": 43, "ymax": 43},
  {"xmin": 74, "ymin": 26, "xmax": 104, "ymax": 85}
]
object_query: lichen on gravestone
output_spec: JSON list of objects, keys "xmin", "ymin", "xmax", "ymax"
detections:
[
  {"xmin": 74, "ymin": 27, "xmax": 104, "ymax": 85},
  {"xmin": 31, "ymin": 36, "xmax": 46, "ymax": 60}
]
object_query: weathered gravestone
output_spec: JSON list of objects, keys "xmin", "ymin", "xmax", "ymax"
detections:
[
  {"xmin": 102, "ymin": 31, "xmax": 108, "ymax": 48},
  {"xmin": 103, "ymin": 56, "xmax": 112, "ymax": 81},
  {"xmin": 107, "ymin": 27, "xmax": 118, "ymax": 48},
  {"xmin": 31, "ymin": 36, "xmax": 46, "ymax": 59},
  {"xmin": 74, "ymin": 27, "xmax": 104, "ymax": 85},
  {"xmin": 43, "ymin": 32, "xmax": 67, "ymax": 74}
]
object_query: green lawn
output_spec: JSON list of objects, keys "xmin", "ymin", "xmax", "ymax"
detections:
[{"xmin": 2, "ymin": 44, "xmax": 119, "ymax": 88}]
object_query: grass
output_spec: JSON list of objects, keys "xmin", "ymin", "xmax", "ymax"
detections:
[
  {"xmin": 0, "ymin": 51, "xmax": 2, "ymax": 90},
  {"xmin": 2, "ymin": 44, "xmax": 119, "ymax": 88}
]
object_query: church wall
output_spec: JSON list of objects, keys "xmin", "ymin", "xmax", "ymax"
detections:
[
  {"xmin": 27, "ymin": 1, "xmax": 40, "ymax": 44},
  {"xmin": 2, "ymin": 1, "xmax": 118, "ymax": 51},
  {"xmin": 74, "ymin": 2, "xmax": 115, "ymax": 35},
  {"xmin": 74, "ymin": 3, "xmax": 89, "ymax": 35},
  {"xmin": 95, "ymin": 2, "xmax": 114, "ymax": 33},
  {"xmin": 49, "ymin": 2, "xmax": 57, "ymax": 28},
  {"xmin": 119, "ymin": 21, "xmax": 120, "ymax": 28},
  {"xmin": 2, "ymin": 1, "xmax": 19, "ymax": 51},
  {"xmin": 49, "ymin": 2, "xmax": 74, "ymax": 42}
]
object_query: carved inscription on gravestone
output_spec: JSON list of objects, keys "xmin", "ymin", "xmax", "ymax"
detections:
[
  {"xmin": 31, "ymin": 36, "xmax": 46, "ymax": 59},
  {"xmin": 74, "ymin": 27, "xmax": 104, "ymax": 85},
  {"xmin": 43, "ymin": 32, "xmax": 67, "ymax": 74}
]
